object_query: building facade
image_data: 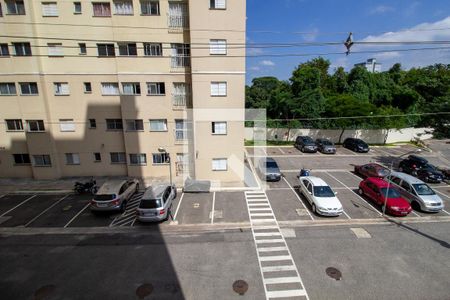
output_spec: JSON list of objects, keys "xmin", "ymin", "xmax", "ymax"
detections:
[
  {"xmin": 0, "ymin": 0, "xmax": 246, "ymax": 185},
  {"xmin": 354, "ymin": 58, "xmax": 382, "ymax": 73}
]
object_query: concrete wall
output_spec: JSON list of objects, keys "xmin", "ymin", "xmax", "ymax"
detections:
[{"xmin": 245, "ymin": 127, "xmax": 434, "ymax": 144}]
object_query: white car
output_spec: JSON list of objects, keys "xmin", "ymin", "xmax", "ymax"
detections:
[
  {"xmin": 298, "ymin": 176, "xmax": 343, "ymax": 216},
  {"xmin": 90, "ymin": 179, "xmax": 140, "ymax": 212}
]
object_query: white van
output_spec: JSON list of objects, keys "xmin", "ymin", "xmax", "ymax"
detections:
[{"xmin": 386, "ymin": 171, "xmax": 444, "ymax": 212}]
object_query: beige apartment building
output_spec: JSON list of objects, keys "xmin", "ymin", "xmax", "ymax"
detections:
[{"xmin": 0, "ymin": 0, "xmax": 246, "ymax": 185}]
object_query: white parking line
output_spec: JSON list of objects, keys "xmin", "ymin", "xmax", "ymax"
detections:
[
  {"xmin": 441, "ymin": 209, "xmax": 450, "ymax": 216},
  {"xmin": 173, "ymin": 192, "xmax": 184, "ymax": 221},
  {"xmin": 25, "ymin": 194, "xmax": 70, "ymax": 227},
  {"xmin": 326, "ymin": 172, "xmax": 382, "ymax": 216},
  {"xmin": 211, "ymin": 192, "xmax": 216, "ymax": 224},
  {"xmin": 0, "ymin": 195, "xmax": 36, "ymax": 219},
  {"xmin": 278, "ymin": 147, "xmax": 285, "ymax": 154},
  {"xmin": 282, "ymin": 177, "xmax": 314, "ymax": 220},
  {"xmin": 373, "ymin": 148, "xmax": 393, "ymax": 156},
  {"xmin": 411, "ymin": 211, "xmax": 421, "ymax": 217},
  {"xmin": 343, "ymin": 210, "xmax": 352, "ymax": 219},
  {"xmin": 434, "ymin": 189, "xmax": 450, "ymax": 199},
  {"xmin": 63, "ymin": 203, "xmax": 90, "ymax": 228},
  {"xmin": 0, "ymin": 194, "xmax": 6, "ymax": 199}
]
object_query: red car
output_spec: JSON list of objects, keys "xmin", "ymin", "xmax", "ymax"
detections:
[
  {"xmin": 358, "ymin": 177, "xmax": 412, "ymax": 216},
  {"xmin": 354, "ymin": 163, "xmax": 390, "ymax": 178}
]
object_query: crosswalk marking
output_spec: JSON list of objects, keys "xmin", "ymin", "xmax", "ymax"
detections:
[
  {"xmin": 245, "ymin": 191, "xmax": 309, "ymax": 300},
  {"xmin": 109, "ymin": 191, "xmax": 143, "ymax": 227}
]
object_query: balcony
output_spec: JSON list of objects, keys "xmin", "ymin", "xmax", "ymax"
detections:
[
  {"xmin": 175, "ymin": 161, "xmax": 189, "ymax": 176},
  {"xmin": 168, "ymin": 14, "xmax": 189, "ymax": 30},
  {"xmin": 172, "ymin": 94, "xmax": 191, "ymax": 109},
  {"xmin": 171, "ymin": 55, "xmax": 191, "ymax": 69},
  {"xmin": 175, "ymin": 129, "xmax": 188, "ymax": 143}
]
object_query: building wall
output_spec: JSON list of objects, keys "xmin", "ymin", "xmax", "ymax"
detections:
[{"xmin": 0, "ymin": 0, "xmax": 246, "ymax": 184}]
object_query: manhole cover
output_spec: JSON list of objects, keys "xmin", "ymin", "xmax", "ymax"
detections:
[
  {"xmin": 232, "ymin": 280, "xmax": 248, "ymax": 295},
  {"xmin": 34, "ymin": 284, "xmax": 56, "ymax": 300},
  {"xmin": 136, "ymin": 283, "xmax": 153, "ymax": 299},
  {"xmin": 326, "ymin": 267, "xmax": 342, "ymax": 281}
]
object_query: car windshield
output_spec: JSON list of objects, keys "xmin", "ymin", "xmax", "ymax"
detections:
[
  {"xmin": 322, "ymin": 140, "xmax": 333, "ymax": 146},
  {"xmin": 412, "ymin": 184, "xmax": 435, "ymax": 196},
  {"xmin": 380, "ymin": 188, "xmax": 400, "ymax": 198},
  {"xmin": 139, "ymin": 198, "xmax": 162, "ymax": 209},
  {"xmin": 313, "ymin": 186, "xmax": 335, "ymax": 197},
  {"xmin": 303, "ymin": 137, "xmax": 314, "ymax": 143},
  {"xmin": 94, "ymin": 194, "xmax": 115, "ymax": 201},
  {"xmin": 266, "ymin": 162, "xmax": 278, "ymax": 169},
  {"xmin": 422, "ymin": 164, "xmax": 437, "ymax": 171},
  {"xmin": 378, "ymin": 169, "xmax": 390, "ymax": 176}
]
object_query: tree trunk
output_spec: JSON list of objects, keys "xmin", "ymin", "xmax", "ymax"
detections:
[{"xmin": 338, "ymin": 128, "xmax": 345, "ymax": 144}]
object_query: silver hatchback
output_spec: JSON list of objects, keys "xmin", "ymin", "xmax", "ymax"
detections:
[
  {"xmin": 136, "ymin": 184, "xmax": 177, "ymax": 222},
  {"xmin": 90, "ymin": 179, "xmax": 139, "ymax": 212}
]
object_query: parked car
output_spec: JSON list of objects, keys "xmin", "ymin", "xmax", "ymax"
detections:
[
  {"xmin": 358, "ymin": 177, "xmax": 411, "ymax": 216},
  {"xmin": 90, "ymin": 179, "xmax": 139, "ymax": 212},
  {"xmin": 136, "ymin": 184, "xmax": 176, "ymax": 222},
  {"xmin": 343, "ymin": 138, "xmax": 369, "ymax": 153},
  {"xmin": 295, "ymin": 136, "xmax": 318, "ymax": 153},
  {"xmin": 398, "ymin": 155, "xmax": 444, "ymax": 183},
  {"xmin": 257, "ymin": 157, "xmax": 282, "ymax": 182},
  {"xmin": 315, "ymin": 138, "xmax": 336, "ymax": 154},
  {"xmin": 298, "ymin": 176, "xmax": 343, "ymax": 216},
  {"xmin": 386, "ymin": 171, "xmax": 444, "ymax": 212},
  {"xmin": 354, "ymin": 163, "xmax": 390, "ymax": 178}
]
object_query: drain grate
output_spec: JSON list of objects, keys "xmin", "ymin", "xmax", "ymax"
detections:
[
  {"xmin": 326, "ymin": 267, "xmax": 342, "ymax": 281},
  {"xmin": 34, "ymin": 284, "xmax": 56, "ymax": 300},
  {"xmin": 136, "ymin": 283, "xmax": 153, "ymax": 299},
  {"xmin": 232, "ymin": 280, "xmax": 249, "ymax": 295}
]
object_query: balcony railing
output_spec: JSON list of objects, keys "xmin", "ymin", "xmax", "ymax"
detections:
[
  {"xmin": 168, "ymin": 14, "xmax": 189, "ymax": 29},
  {"xmin": 171, "ymin": 55, "xmax": 191, "ymax": 68},
  {"xmin": 176, "ymin": 162, "xmax": 189, "ymax": 176},
  {"xmin": 172, "ymin": 94, "xmax": 191, "ymax": 108},
  {"xmin": 175, "ymin": 129, "xmax": 188, "ymax": 142}
]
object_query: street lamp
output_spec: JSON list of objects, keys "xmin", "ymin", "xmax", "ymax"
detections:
[
  {"xmin": 158, "ymin": 147, "xmax": 172, "ymax": 185},
  {"xmin": 382, "ymin": 148, "xmax": 425, "ymax": 216}
]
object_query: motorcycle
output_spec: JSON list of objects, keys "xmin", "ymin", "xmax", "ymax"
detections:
[
  {"xmin": 74, "ymin": 177, "xmax": 98, "ymax": 195},
  {"xmin": 298, "ymin": 168, "xmax": 311, "ymax": 177}
]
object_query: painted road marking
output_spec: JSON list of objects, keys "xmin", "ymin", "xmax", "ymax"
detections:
[
  {"xmin": 326, "ymin": 172, "xmax": 382, "ymax": 216},
  {"xmin": 173, "ymin": 192, "xmax": 185, "ymax": 221},
  {"xmin": 25, "ymin": 194, "xmax": 70, "ymax": 227},
  {"xmin": 282, "ymin": 177, "xmax": 314, "ymax": 221},
  {"xmin": 64, "ymin": 203, "xmax": 90, "ymax": 228},
  {"xmin": 278, "ymin": 147, "xmax": 285, "ymax": 154},
  {"xmin": 350, "ymin": 227, "xmax": 372, "ymax": 239},
  {"xmin": 210, "ymin": 192, "xmax": 216, "ymax": 224},
  {"xmin": 245, "ymin": 191, "xmax": 309, "ymax": 300},
  {"xmin": 110, "ymin": 192, "xmax": 143, "ymax": 227},
  {"xmin": 0, "ymin": 195, "xmax": 36, "ymax": 219}
]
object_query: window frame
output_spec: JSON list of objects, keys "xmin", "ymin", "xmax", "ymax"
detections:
[
  {"xmin": 0, "ymin": 82, "xmax": 17, "ymax": 95},
  {"xmin": 13, "ymin": 153, "xmax": 31, "ymax": 165},
  {"xmin": 26, "ymin": 120, "xmax": 45, "ymax": 132},
  {"xmin": 47, "ymin": 43, "xmax": 64, "ymax": 57},
  {"xmin": 88, "ymin": 118, "xmax": 97, "ymax": 129},
  {"xmin": 92, "ymin": 2, "xmax": 111, "ymax": 17},
  {"xmin": 5, "ymin": 119, "xmax": 23, "ymax": 131},
  {"xmin": 78, "ymin": 43, "xmax": 87, "ymax": 55},
  {"xmin": 121, "ymin": 82, "xmax": 141, "ymax": 95},
  {"xmin": 33, "ymin": 154, "xmax": 52, "ymax": 167},
  {"xmin": 110, "ymin": 152, "xmax": 126, "ymax": 164},
  {"xmin": 118, "ymin": 42, "xmax": 137, "ymax": 56},
  {"xmin": 105, "ymin": 119, "xmax": 123, "ymax": 131},
  {"xmin": 12, "ymin": 42, "xmax": 32, "ymax": 56},
  {"xmin": 59, "ymin": 119, "xmax": 75, "ymax": 132},
  {"xmin": 65, "ymin": 153, "xmax": 81, "ymax": 165},
  {"xmin": 54, "ymin": 82, "xmax": 70, "ymax": 95},
  {"xmin": 41, "ymin": 2, "xmax": 58, "ymax": 17},
  {"xmin": 97, "ymin": 43, "xmax": 115, "ymax": 57},
  {"xmin": 212, "ymin": 158, "xmax": 227, "ymax": 171},
  {"xmin": 210, "ymin": 81, "xmax": 227, "ymax": 97},
  {"xmin": 0, "ymin": 44, "xmax": 10, "ymax": 56},
  {"xmin": 209, "ymin": 39, "xmax": 227, "ymax": 55},
  {"xmin": 101, "ymin": 82, "xmax": 120, "ymax": 95},
  {"xmin": 19, "ymin": 82, "xmax": 38, "ymax": 95},
  {"xmin": 143, "ymin": 43, "xmax": 162, "ymax": 56},
  {"xmin": 93, "ymin": 152, "xmax": 102, "ymax": 162},
  {"xmin": 73, "ymin": 1, "xmax": 82, "ymax": 14},
  {"xmin": 211, "ymin": 121, "xmax": 227, "ymax": 135},
  {"xmin": 149, "ymin": 119, "xmax": 168, "ymax": 132},
  {"xmin": 210, "ymin": 0, "xmax": 226, "ymax": 9},
  {"xmin": 152, "ymin": 152, "xmax": 170, "ymax": 165},
  {"xmin": 126, "ymin": 119, "xmax": 144, "ymax": 131},
  {"xmin": 146, "ymin": 82, "xmax": 165, "ymax": 95},
  {"xmin": 5, "ymin": 0, "xmax": 25, "ymax": 15},
  {"xmin": 129, "ymin": 153, "xmax": 147, "ymax": 165},
  {"xmin": 84, "ymin": 82, "xmax": 92, "ymax": 93},
  {"xmin": 113, "ymin": 0, "xmax": 134, "ymax": 15},
  {"xmin": 140, "ymin": 0, "xmax": 159, "ymax": 16}
]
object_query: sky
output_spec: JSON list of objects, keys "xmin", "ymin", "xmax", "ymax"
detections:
[{"xmin": 245, "ymin": 0, "xmax": 450, "ymax": 84}]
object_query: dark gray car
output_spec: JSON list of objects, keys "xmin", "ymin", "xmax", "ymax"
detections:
[
  {"xmin": 295, "ymin": 136, "xmax": 318, "ymax": 153},
  {"xmin": 258, "ymin": 157, "xmax": 282, "ymax": 181},
  {"xmin": 315, "ymin": 138, "xmax": 336, "ymax": 154}
]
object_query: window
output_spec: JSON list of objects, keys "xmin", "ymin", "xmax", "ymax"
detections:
[
  {"xmin": 126, "ymin": 119, "xmax": 144, "ymax": 131},
  {"xmin": 149, "ymin": 119, "xmax": 167, "ymax": 132},
  {"xmin": 118, "ymin": 43, "xmax": 137, "ymax": 56},
  {"xmin": 110, "ymin": 152, "xmax": 126, "ymax": 164},
  {"xmin": 212, "ymin": 158, "xmax": 227, "ymax": 171},
  {"xmin": 152, "ymin": 153, "xmax": 169, "ymax": 164},
  {"xmin": 13, "ymin": 42, "xmax": 31, "ymax": 56},
  {"xmin": 65, "ymin": 153, "xmax": 80, "ymax": 165},
  {"xmin": 114, "ymin": 0, "xmax": 133, "ymax": 15},
  {"xmin": 94, "ymin": 152, "xmax": 101, "ymax": 162},
  {"xmin": 168, "ymin": 2, "xmax": 188, "ymax": 28},
  {"xmin": 33, "ymin": 155, "xmax": 51, "ymax": 166},
  {"xmin": 140, "ymin": 0, "xmax": 159, "ymax": 15},
  {"xmin": 84, "ymin": 82, "xmax": 92, "ymax": 93},
  {"xmin": 5, "ymin": 119, "xmax": 23, "ymax": 131},
  {"xmin": 42, "ymin": 2, "xmax": 58, "ymax": 16},
  {"xmin": 89, "ymin": 119, "xmax": 96, "ymax": 129},
  {"xmin": 129, "ymin": 154, "xmax": 147, "ymax": 165},
  {"xmin": 210, "ymin": 39, "xmax": 227, "ymax": 55},
  {"xmin": 211, "ymin": 82, "xmax": 227, "ymax": 96},
  {"xmin": 0, "ymin": 44, "xmax": 9, "ymax": 56},
  {"xmin": 27, "ymin": 120, "xmax": 45, "ymax": 132},
  {"xmin": 59, "ymin": 119, "xmax": 75, "ymax": 132},
  {"xmin": 106, "ymin": 119, "xmax": 123, "ymax": 130},
  {"xmin": 6, "ymin": 0, "xmax": 25, "ymax": 15},
  {"xmin": 48, "ymin": 43, "xmax": 63, "ymax": 56},
  {"xmin": 101, "ymin": 82, "xmax": 119, "ymax": 95},
  {"xmin": 122, "ymin": 82, "xmax": 141, "ymax": 95},
  {"xmin": 13, "ymin": 154, "xmax": 31, "ymax": 165},
  {"xmin": 175, "ymin": 119, "xmax": 187, "ymax": 141},
  {"xmin": 79, "ymin": 43, "xmax": 87, "ymax": 55},
  {"xmin": 74, "ymin": 2, "xmax": 81, "ymax": 13},
  {"xmin": 212, "ymin": 121, "xmax": 227, "ymax": 135},
  {"xmin": 0, "ymin": 83, "xmax": 16, "ymax": 95},
  {"xmin": 172, "ymin": 83, "xmax": 190, "ymax": 107},
  {"xmin": 146, "ymin": 82, "xmax": 165, "ymax": 95},
  {"xmin": 97, "ymin": 44, "xmax": 115, "ymax": 56},
  {"xmin": 210, "ymin": 0, "xmax": 226, "ymax": 9},
  {"xmin": 143, "ymin": 43, "xmax": 162, "ymax": 56},
  {"xmin": 19, "ymin": 82, "xmax": 38, "ymax": 95},
  {"xmin": 54, "ymin": 82, "xmax": 70, "ymax": 95},
  {"xmin": 93, "ymin": 2, "xmax": 111, "ymax": 16},
  {"xmin": 170, "ymin": 43, "xmax": 190, "ymax": 67}
]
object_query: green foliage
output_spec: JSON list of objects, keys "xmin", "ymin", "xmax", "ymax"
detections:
[{"xmin": 245, "ymin": 59, "xmax": 450, "ymax": 138}]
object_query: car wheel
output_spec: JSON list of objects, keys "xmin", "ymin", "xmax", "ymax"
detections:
[
  {"xmin": 358, "ymin": 188, "xmax": 364, "ymax": 196},
  {"xmin": 411, "ymin": 201, "xmax": 421, "ymax": 212},
  {"xmin": 312, "ymin": 203, "xmax": 316, "ymax": 214},
  {"xmin": 301, "ymin": 146, "xmax": 305, "ymax": 153}
]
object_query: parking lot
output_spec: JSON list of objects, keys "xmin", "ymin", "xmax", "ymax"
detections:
[{"xmin": 0, "ymin": 145, "xmax": 449, "ymax": 229}]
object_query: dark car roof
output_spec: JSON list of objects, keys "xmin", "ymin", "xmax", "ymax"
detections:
[
  {"xmin": 407, "ymin": 155, "xmax": 428, "ymax": 164},
  {"xmin": 345, "ymin": 138, "xmax": 366, "ymax": 143}
]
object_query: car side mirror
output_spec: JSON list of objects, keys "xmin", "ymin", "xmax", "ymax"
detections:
[{"xmin": 334, "ymin": 192, "xmax": 338, "ymax": 195}]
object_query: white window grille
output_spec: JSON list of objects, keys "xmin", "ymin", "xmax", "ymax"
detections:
[
  {"xmin": 210, "ymin": 82, "xmax": 227, "ymax": 96},
  {"xmin": 210, "ymin": 39, "xmax": 227, "ymax": 55},
  {"xmin": 212, "ymin": 158, "xmax": 227, "ymax": 171},
  {"xmin": 212, "ymin": 122, "xmax": 227, "ymax": 135},
  {"xmin": 149, "ymin": 119, "xmax": 167, "ymax": 131},
  {"xmin": 48, "ymin": 43, "xmax": 63, "ymax": 56},
  {"xmin": 113, "ymin": 0, "xmax": 133, "ymax": 15},
  {"xmin": 59, "ymin": 119, "xmax": 75, "ymax": 132},
  {"xmin": 101, "ymin": 83, "xmax": 119, "ymax": 95},
  {"xmin": 42, "ymin": 2, "xmax": 58, "ymax": 16},
  {"xmin": 65, "ymin": 153, "xmax": 80, "ymax": 165},
  {"xmin": 54, "ymin": 82, "xmax": 70, "ymax": 95}
]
